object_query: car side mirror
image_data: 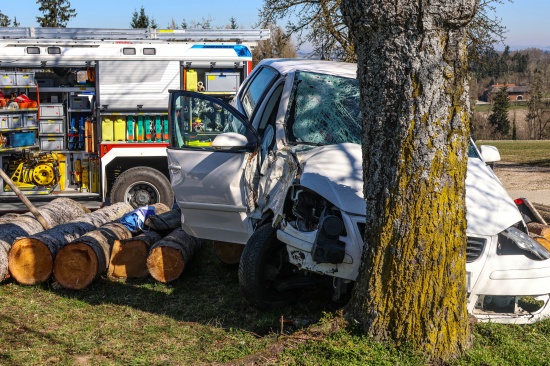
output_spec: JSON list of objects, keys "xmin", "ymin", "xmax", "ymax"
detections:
[
  {"xmin": 212, "ymin": 132, "xmax": 252, "ymax": 150},
  {"xmin": 479, "ymin": 145, "xmax": 501, "ymax": 164}
]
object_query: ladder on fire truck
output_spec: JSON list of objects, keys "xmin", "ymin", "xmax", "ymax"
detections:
[{"xmin": 0, "ymin": 27, "xmax": 270, "ymax": 43}]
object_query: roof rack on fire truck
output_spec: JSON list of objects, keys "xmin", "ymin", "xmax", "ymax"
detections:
[{"xmin": 0, "ymin": 27, "xmax": 270, "ymax": 43}]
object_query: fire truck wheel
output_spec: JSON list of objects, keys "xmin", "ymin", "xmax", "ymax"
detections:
[
  {"xmin": 238, "ymin": 224, "xmax": 302, "ymax": 309},
  {"xmin": 110, "ymin": 167, "xmax": 174, "ymax": 208}
]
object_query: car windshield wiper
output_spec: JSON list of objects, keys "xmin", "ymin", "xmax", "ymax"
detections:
[{"xmin": 288, "ymin": 141, "xmax": 325, "ymax": 147}]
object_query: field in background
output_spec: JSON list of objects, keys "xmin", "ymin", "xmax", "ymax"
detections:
[{"xmin": 477, "ymin": 139, "xmax": 550, "ymax": 166}]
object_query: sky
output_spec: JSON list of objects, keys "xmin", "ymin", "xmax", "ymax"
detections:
[{"xmin": 1, "ymin": 0, "xmax": 548, "ymax": 51}]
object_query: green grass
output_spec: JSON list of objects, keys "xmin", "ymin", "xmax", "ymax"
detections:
[
  {"xmin": 2, "ymin": 242, "xmax": 550, "ymax": 365},
  {"xmin": 476, "ymin": 139, "xmax": 550, "ymax": 166},
  {"xmin": 473, "ymin": 102, "xmax": 528, "ymax": 113}
]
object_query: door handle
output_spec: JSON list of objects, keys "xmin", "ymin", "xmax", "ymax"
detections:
[{"xmin": 168, "ymin": 164, "xmax": 181, "ymax": 171}]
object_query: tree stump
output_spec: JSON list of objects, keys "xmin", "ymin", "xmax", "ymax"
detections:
[
  {"xmin": 108, "ymin": 230, "xmax": 163, "ymax": 279},
  {"xmin": 0, "ymin": 198, "xmax": 90, "ymax": 282},
  {"xmin": 8, "ymin": 202, "xmax": 133, "ymax": 285},
  {"xmin": 146, "ymin": 228, "xmax": 201, "ymax": 283},
  {"xmin": 53, "ymin": 222, "xmax": 133, "ymax": 290}
]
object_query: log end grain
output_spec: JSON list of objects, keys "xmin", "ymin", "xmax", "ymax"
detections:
[
  {"xmin": 8, "ymin": 238, "xmax": 53, "ymax": 285},
  {"xmin": 146, "ymin": 246, "xmax": 184, "ymax": 283},
  {"xmin": 54, "ymin": 243, "xmax": 98, "ymax": 290},
  {"xmin": 534, "ymin": 236, "xmax": 550, "ymax": 252},
  {"xmin": 108, "ymin": 239, "xmax": 150, "ymax": 279},
  {"xmin": 212, "ymin": 241, "xmax": 243, "ymax": 265}
]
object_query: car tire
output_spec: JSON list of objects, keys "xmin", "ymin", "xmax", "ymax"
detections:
[
  {"xmin": 110, "ymin": 167, "xmax": 174, "ymax": 208},
  {"xmin": 238, "ymin": 224, "xmax": 301, "ymax": 309}
]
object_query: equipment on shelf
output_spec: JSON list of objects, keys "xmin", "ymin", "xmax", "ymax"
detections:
[{"xmin": 4, "ymin": 151, "xmax": 60, "ymax": 193}]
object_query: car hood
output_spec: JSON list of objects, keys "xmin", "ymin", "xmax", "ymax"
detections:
[
  {"xmin": 297, "ymin": 143, "xmax": 366, "ymax": 216},
  {"xmin": 297, "ymin": 143, "xmax": 522, "ymax": 236}
]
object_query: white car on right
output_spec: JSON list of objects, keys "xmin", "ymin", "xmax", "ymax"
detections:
[{"xmin": 167, "ymin": 59, "xmax": 550, "ymax": 324}]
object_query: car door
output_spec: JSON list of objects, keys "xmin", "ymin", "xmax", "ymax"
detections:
[{"xmin": 167, "ymin": 91, "xmax": 259, "ymax": 244}]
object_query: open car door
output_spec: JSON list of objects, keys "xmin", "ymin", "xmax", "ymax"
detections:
[{"xmin": 167, "ymin": 91, "xmax": 259, "ymax": 244}]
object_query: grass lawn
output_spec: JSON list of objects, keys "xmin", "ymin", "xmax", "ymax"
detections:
[
  {"xmin": 476, "ymin": 139, "xmax": 550, "ymax": 166},
  {"xmin": 2, "ymin": 241, "xmax": 550, "ymax": 365}
]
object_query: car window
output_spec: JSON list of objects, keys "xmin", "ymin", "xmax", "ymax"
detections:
[
  {"xmin": 171, "ymin": 93, "xmax": 250, "ymax": 149},
  {"xmin": 241, "ymin": 67, "xmax": 278, "ymax": 119},
  {"xmin": 285, "ymin": 71, "xmax": 361, "ymax": 145},
  {"xmin": 468, "ymin": 139, "xmax": 481, "ymax": 159}
]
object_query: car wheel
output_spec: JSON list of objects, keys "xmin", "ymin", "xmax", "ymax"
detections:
[
  {"xmin": 238, "ymin": 224, "xmax": 303, "ymax": 309},
  {"xmin": 110, "ymin": 167, "xmax": 174, "ymax": 208}
]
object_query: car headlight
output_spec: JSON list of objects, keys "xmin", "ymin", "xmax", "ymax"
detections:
[{"xmin": 501, "ymin": 226, "xmax": 550, "ymax": 260}]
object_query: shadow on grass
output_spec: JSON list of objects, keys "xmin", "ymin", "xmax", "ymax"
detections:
[
  {"xmin": 46, "ymin": 242, "xmax": 342, "ymax": 335},
  {"xmin": 525, "ymin": 159, "xmax": 550, "ymax": 167}
]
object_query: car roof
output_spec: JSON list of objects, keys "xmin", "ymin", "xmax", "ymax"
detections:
[{"xmin": 257, "ymin": 58, "xmax": 357, "ymax": 79}]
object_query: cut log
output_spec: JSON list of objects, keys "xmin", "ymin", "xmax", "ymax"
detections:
[
  {"xmin": 532, "ymin": 203, "xmax": 550, "ymax": 223},
  {"xmin": 527, "ymin": 222, "xmax": 550, "ymax": 242},
  {"xmin": 534, "ymin": 236, "xmax": 550, "ymax": 252},
  {"xmin": 0, "ymin": 198, "xmax": 90, "ymax": 282},
  {"xmin": 146, "ymin": 228, "xmax": 201, "ymax": 283},
  {"xmin": 8, "ymin": 202, "xmax": 133, "ymax": 285},
  {"xmin": 108, "ymin": 230, "xmax": 163, "ymax": 279},
  {"xmin": 53, "ymin": 222, "xmax": 132, "ymax": 290},
  {"xmin": 212, "ymin": 241, "xmax": 244, "ymax": 264}
]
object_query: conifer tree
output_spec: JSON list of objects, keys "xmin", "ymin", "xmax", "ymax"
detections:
[
  {"xmin": 489, "ymin": 86, "xmax": 511, "ymax": 137},
  {"xmin": 130, "ymin": 6, "xmax": 149, "ymax": 28},
  {"xmin": 36, "ymin": 0, "xmax": 77, "ymax": 27},
  {"xmin": 0, "ymin": 11, "xmax": 11, "ymax": 27}
]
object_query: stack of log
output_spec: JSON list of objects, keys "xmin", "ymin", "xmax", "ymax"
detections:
[
  {"xmin": 528, "ymin": 222, "xmax": 550, "ymax": 251},
  {"xmin": 0, "ymin": 198, "xmax": 90, "ymax": 282},
  {"xmin": 2, "ymin": 200, "xmax": 202, "ymax": 289}
]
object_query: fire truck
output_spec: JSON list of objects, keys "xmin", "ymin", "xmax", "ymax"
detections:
[{"xmin": 0, "ymin": 27, "xmax": 267, "ymax": 207}]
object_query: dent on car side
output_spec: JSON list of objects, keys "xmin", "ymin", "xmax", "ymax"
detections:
[{"xmin": 169, "ymin": 59, "xmax": 550, "ymax": 323}]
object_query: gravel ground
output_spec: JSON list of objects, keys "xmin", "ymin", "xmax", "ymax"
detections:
[{"xmin": 493, "ymin": 162, "xmax": 550, "ymax": 207}]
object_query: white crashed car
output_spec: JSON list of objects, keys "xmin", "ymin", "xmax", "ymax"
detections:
[{"xmin": 167, "ymin": 59, "xmax": 550, "ymax": 323}]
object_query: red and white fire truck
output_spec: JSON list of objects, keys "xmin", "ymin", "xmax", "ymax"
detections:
[{"xmin": 0, "ymin": 27, "xmax": 267, "ymax": 207}]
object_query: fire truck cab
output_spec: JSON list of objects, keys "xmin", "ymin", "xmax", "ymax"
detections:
[{"xmin": 0, "ymin": 27, "xmax": 267, "ymax": 207}]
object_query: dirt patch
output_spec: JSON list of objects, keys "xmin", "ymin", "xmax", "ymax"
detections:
[{"xmin": 493, "ymin": 163, "xmax": 550, "ymax": 191}]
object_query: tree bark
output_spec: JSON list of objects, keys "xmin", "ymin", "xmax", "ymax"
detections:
[
  {"xmin": 341, "ymin": 0, "xmax": 478, "ymax": 362},
  {"xmin": 8, "ymin": 202, "xmax": 133, "ymax": 285},
  {"xmin": 146, "ymin": 228, "xmax": 201, "ymax": 283},
  {"xmin": 53, "ymin": 222, "xmax": 133, "ymax": 290},
  {"xmin": 108, "ymin": 230, "xmax": 163, "ymax": 279},
  {"xmin": 0, "ymin": 198, "xmax": 90, "ymax": 282}
]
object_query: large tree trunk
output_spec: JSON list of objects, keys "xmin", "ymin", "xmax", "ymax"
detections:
[
  {"xmin": 146, "ymin": 228, "xmax": 201, "ymax": 283},
  {"xmin": 8, "ymin": 202, "xmax": 133, "ymax": 285},
  {"xmin": 0, "ymin": 198, "xmax": 90, "ymax": 282},
  {"xmin": 341, "ymin": 0, "xmax": 478, "ymax": 362},
  {"xmin": 53, "ymin": 222, "xmax": 133, "ymax": 290},
  {"xmin": 108, "ymin": 230, "xmax": 163, "ymax": 279}
]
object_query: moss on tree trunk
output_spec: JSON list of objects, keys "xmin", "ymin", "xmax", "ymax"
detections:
[{"xmin": 341, "ymin": 0, "xmax": 478, "ymax": 362}]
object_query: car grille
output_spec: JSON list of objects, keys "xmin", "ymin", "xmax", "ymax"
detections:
[{"xmin": 467, "ymin": 236, "xmax": 486, "ymax": 262}]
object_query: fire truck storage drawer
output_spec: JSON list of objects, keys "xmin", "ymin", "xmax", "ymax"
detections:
[
  {"xmin": 1, "ymin": 114, "xmax": 22, "ymax": 129},
  {"xmin": 205, "ymin": 72, "xmax": 240, "ymax": 92},
  {"xmin": 15, "ymin": 72, "xmax": 35, "ymax": 86},
  {"xmin": 39, "ymin": 119, "xmax": 65, "ymax": 134},
  {"xmin": 22, "ymin": 113, "xmax": 38, "ymax": 127},
  {"xmin": 40, "ymin": 104, "xmax": 64, "ymax": 118},
  {"xmin": 8, "ymin": 131, "xmax": 35, "ymax": 147},
  {"xmin": 0, "ymin": 72, "xmax": 15, "ymax": 86},
  {"xmin": 69, "ymin": 96, "xmax": 90, "ymax": 109},
  {"xmin": 40, "ymin": 136, "xmax": 65, "ymax": 150}
]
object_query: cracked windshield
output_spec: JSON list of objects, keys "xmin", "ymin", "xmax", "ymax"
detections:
[{"xmin": 287, "ymin": 71, "xmax": 361, "ymax": 146}]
